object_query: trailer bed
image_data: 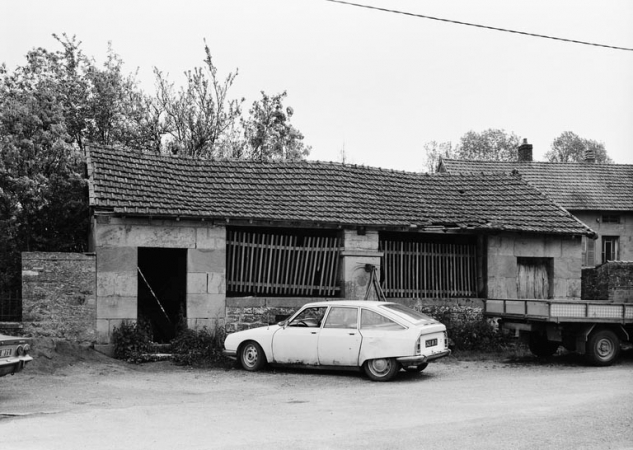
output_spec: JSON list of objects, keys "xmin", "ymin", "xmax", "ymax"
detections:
[{"xmin": 484, "ymin": 299, "xmax": 633, "ymax": 324}]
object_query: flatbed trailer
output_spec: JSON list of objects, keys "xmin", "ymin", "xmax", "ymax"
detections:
[{"xmin": 483, "ymin": 299, "xmax": 633, "ymax": 366}]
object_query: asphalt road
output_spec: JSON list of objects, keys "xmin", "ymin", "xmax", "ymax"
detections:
[{"xmin": 1, "ymin": 351, "xmax": 632, "ymax": 450}]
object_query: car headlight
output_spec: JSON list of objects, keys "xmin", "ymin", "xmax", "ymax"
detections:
[
  {"xmin": 23, "ymin": 344, "xmax": 30, "ymax": 354},
  {"xmin": 16, "ymin": 345, "xmax": 24, "ymax": 356}
]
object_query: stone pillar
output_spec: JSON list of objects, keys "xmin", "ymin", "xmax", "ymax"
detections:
[
  {"xmin": 186, "ymin": 227, "xmax": 227, "ymax": 330},
  {"xmin": 96, "ymin": 247, "xmax": 138, "ymax": 343},
  {"xmin": 340, "ymin": 230, "xmax": 383, "ymax": 299}
]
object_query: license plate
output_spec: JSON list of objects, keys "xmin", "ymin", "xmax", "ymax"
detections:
[
  {"xmin": 425, "ymin": 338, "xmax": 438, "ymax": 348},
  {"xmin": 0, "ymin": 348, "xmax": 12, "ymax": 357}
]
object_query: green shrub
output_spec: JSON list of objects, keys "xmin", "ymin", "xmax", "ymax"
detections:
[
  {"xmin": 170, "ymin": 325, "xmax": 227, "ymax": 366},
  {"xmin": 419, "ymin": 305, "xmax": 512, "ymax": 352},
  {"xmin": 111, "ymin": 320, "xmax": 157, "ymax": 363}
]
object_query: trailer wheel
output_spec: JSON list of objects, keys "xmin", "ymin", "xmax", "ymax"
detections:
[
  {"xmin": 585, "ymin": 329, "xmax": 620, "ymax": 366},
  {"xmin": 528, "ymin": 334, "xmax": 559, "ymax": 357}
]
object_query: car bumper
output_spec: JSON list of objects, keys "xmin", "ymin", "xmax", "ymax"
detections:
[
  {"xmin": 222, "ymin": 349, "xmax": 237, "ymax": 360},
  {"xmin": 0, "ymin": 355, "xmax": 33, "ymax": 377},
  {"xmin": 396, "ymin": 349, "xmax": 451, "ymax": 365}
]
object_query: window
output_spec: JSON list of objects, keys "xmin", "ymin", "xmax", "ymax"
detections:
[
  {"xmin": 361, "ymin": 309, "xmax": 405, "ymax": 331},
  {"xmin": 323, "ymin": 307, "xmax": 358, "ymax": 329},
  {"xmin": 288, "ymin": 307, "xmax": 327, "ymax": 328},
  {"xmin": 602, "ymin": 236, "xmax": 620, "ymax": 262},
  {"xmin": 582, "ymin": 236, "xmax": 596, "ymax": 267},
  {"xmin": 601, "ymin": 215, "xmax": 621, "ymax": 224}
]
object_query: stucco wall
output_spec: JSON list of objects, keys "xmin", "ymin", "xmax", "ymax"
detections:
[
  {"xmin": 573, "ymin": 211, "xmax": 633, "ymax": 265},
  {"xmin": 22, "ymin": 252, "xmax": 96, "ymax": 342},
  {"xmin": 93, "ymin": 216, "xmax": 226, "ymax": 343},
  {"xmin": 486, "ymin": 233, "xmax": 582, "ymax": 299}
]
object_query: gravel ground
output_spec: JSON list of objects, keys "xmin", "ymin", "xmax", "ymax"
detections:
[{"xmin": 1, "ymin": 343, "xmax": 632, "ymax": 450}]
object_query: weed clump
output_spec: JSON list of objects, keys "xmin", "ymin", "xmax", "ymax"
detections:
[
  {"xmin": 111, "ymin": 320, "xmax": 228, "ymax": 366},
  {"xmin": 419, "ymin": 305, "xmax": 513, "ymax": 352}
]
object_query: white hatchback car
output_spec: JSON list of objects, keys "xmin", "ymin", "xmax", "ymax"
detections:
[{"xmin": 223, "ymin": 300, "xmax": 450, "ymax": 381}]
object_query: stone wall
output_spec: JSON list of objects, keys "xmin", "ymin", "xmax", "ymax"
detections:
[
  {"xmin": 582, "ymin": 261, "xmax": 633, "ymax": 302},
  {"xmin": 226, "ymin": 296, "xmax": 484, "ymax": 332},
  {"xmin": 486, "ymin": 233, "xmax": 581, "ymax": 299},
  {"xmin": 22, "ymin": 252, "xmax": 96, "ymax": 342}
]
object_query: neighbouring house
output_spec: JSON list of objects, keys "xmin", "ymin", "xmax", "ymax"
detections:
[
  {"xmin": 438, "ymin": 140, "xmax": 633, "ymax": 268},
  {"xmin": 57, "ymin": 144, "xmax": 594, "ymax": 345}
]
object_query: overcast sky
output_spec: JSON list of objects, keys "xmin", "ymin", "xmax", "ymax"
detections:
[{"xmin": 2, "ymin": 0, "xmax": 632, "ymax": 170}]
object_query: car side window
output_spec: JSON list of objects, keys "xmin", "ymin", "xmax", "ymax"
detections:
[
  {"xmin": 323, "ymin": 307, "xmax": 358, "ymax": 329},
  {"xmin": 288, "ymin": 307, "xmax": 327, "ymax": 328},
  {"xmin": 361, "ymin": 309, "xmax": 405, "ymax": 330}
]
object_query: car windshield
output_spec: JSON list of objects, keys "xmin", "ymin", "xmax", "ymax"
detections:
[{"xmin": 378, "ymin": 304, "xmax": 435, "ymax": 324}]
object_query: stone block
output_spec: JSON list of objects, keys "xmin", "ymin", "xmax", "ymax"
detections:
[
  {"xmin": 187, "ymin": 273, "xmax": 208, "ymax": 294},
  {"xmin": 187, "ymin": 293, "xmax": 225, "ymax": 319},
  {"xmin": 561, "ymin": 238, "xmax": 582, "ymax": 259},
  {"xmin": 497, "ymin": 235, "xmax": 517, "ymax": 256},
  {"xmin": 543, "ymin": 238, "xmax": 562, "ymax": 258},
  {"xmin": 196, "ymin": 226, "xmax": 226, "ymax": 250},
  {"xmin": 97, "ymin": 247, "xmax": 137, "ymax": 272},
  {"xmin": 514, "ymin": 236, "xmax": 545, "ymax": 257},
  {"xmin": 207, "ymin": 272, "xmax": 225, "ymax": 294},
  {"xmin": 97, "ymin": 272, "xmax": 137, "ymax": 297},
  {"xmin": 553, "ymin": 279, "xmax": 568, "ymax": 298},
  {"xmin": 567, "ymin": 279, "xmax": 581, "ymax": 299},
  {"xmin": 554, "ymin": 257, "xmax": 581, "ymax": 280},
  {"xmin": 188, "ymin": 248, "xmax": 225, "ymax": 273},
  {"xmin": 97, "ymin": 296, "xmax": 137, "ymax": 319},
  {"xmin": 96, "ymin": 224, "xmax": 197, "ymax": 248}
]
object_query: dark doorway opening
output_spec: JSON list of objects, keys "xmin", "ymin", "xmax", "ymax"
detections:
[{"xmin": 138, "ymin": 248, "xmax": 187, "ymax": 342}]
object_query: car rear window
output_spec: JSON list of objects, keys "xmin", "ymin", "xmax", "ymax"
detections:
[{"xmin": 378, "ymin": 304, "xmax": 434, "ymax": 323}]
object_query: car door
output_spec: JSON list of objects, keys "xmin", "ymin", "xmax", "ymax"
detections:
[
  {"xmin": 317, "ymin": 306, "xmax": 362, "ymax": 366},
  {"xmin": 272, "ymin": 306, "xmax": 326, "ymax": 365}
]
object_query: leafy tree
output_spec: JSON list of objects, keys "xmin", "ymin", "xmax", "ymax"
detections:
[
  {"xmin": 456, "ymin": 129, "xmax": 521, "ymax": 162},
  {"xmin": 423, "ymin": 129, "xmax": 519, "ymax": 172},
  {"xmin": 0, "ymin": 54, "xmax": 88, "ymax": 295},
  {"xmin": 154, "ymin": 43, "xmax": 244, "ymax": 158},
  {"xmin": 545, "ymin": 131, "xmax": 612, "ymax": 163},
  {"xmin": 242, "ymin": 91, "xmax": 311, "ymax": 161},
  {"xmin": 423, "ymin": 141, "xmax": 455, "ymax": 173}
]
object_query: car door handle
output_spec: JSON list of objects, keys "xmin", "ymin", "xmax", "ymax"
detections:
[
  {"xmin": 311, "ymin": 331, "xmax": 318, "ymax": 334},
  {"xmin": 348, "ymin": 332, "xmax": 356, "ymax": 335}
]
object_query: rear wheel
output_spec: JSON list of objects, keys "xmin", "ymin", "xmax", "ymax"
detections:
[
  {"xmin": 239, "ymin": 341, "xmax": 266, "ymax": 371},
  {"xmin": 528, "ymin": 334, "xmax": 559, "ymax": 357},
  {"xmin": 585, "ymin": 329, "xmax": 620, "ymax": 366},
  {"xmin": 363, "ymin": 358, "xmax": 400, "ymax": 381}
]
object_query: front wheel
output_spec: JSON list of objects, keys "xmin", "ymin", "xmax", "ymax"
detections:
[
  {"xmin": 363, "ymin": 358, "xmax": 400, "ymax": 381},
  {"xmin": 585, "ymin": 329, "xmax": 620, "ymax": 366},
  {"xmin": 239, "ymin": 341, "xmax": 266, "ymax": 371}
]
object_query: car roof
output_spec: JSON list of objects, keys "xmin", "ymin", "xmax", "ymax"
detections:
[{"xmin": 302, "ymin": 300, "xmax": 397, "ymax": 308}]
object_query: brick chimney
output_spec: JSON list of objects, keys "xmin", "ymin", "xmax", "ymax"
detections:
[
  {"xmin": 584, "ymin": 148, "xmax": 596, "ymax": 163},
  {"xmin": 518, "ymin": 138, "xmax": 533, "ymax": 162}
]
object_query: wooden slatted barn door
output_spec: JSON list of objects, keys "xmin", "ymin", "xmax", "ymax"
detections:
[
  {"xmin": 226, "ymin": 228, "xmax": 341, "ymax": 297},
  {"xmin": 380, "ymin": 234, "xmax": 478, "ymax": 299},
  {"xmin": 517, "ymin": 257, "xmax": 552, "ymax": 299}
]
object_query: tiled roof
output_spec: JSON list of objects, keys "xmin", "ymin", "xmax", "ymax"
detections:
[
  {"xmin": 86, "ymin": 145, "xmax": 594, "ymax": 236},
  {"xmin": 440, "ymin": 158, "xmax": 633, "ymax": 211}
]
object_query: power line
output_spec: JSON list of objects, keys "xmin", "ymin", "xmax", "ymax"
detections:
[{"xmin": 324, "ymin": 0, "xmax": 633, "ymax": 52}]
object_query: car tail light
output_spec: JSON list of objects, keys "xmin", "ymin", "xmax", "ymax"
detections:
[
  {"xmin": 416, "ymin": 337, "xmax": 421, "ymax": 355},
  {"xmin": 443, "ymin": 331, "xmax": 448, "ymax": 349}
]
